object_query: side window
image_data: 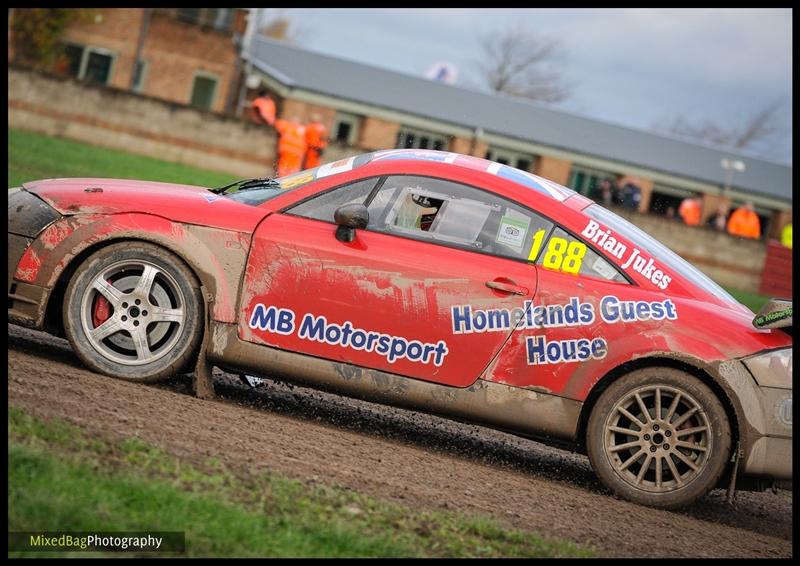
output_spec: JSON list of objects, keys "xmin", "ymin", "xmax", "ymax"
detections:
[
  {"xmin": 367, "ymin": 176, "xmax": 553, "ymax": 261},
  {"xmin": 535, "ymin": 227, "xmax": 627, "ymax": 283},
  {"xmin": 287, "ymin": 178, "xmax": 379, "ymax": 223}
]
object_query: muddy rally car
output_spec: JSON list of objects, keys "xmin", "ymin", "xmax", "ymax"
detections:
[{"xmin": 8, "ymin": 149, "xmax": 792, "ymax": 508}]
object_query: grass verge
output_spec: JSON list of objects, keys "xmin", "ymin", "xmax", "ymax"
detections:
[
  {"xmin": 8, "ymin": 129, "xmax": 235, "ymax": 189},
  {"xmin": 8, "ymin": 406, "xmax": 593, "ymax": 558}
]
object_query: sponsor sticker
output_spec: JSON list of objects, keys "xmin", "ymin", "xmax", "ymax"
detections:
[
  {"xmin": 249, "ymin": 304, "xmax": 449, "ymax": 367},
  {"xmin": 279, "ymin": 171, "xmax": 315, "ymax": 189},
  {"xmin": 581, "ymin": 219, "xmax": 672, "ymax": 289},
  {"xmin": 316, "ymin": 156, "xmax": 356, "ymax": 178},
  {"xmin": 450, "ymin": 296, "xmax": 678, "ymax": 365},
  {"xmin": 496, "ymin": 216, "xmax": 529, "ymax": 248}
]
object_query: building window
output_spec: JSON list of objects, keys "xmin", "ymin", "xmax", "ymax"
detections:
[
  {"xmin": 485, "ymin": 146, "xmax": 535, "ymax": 171},
  {"xmin": 63, "ymin": 44, "xmax": 84, "ymax": 77},
  {"xmin": 396, "ymin": 127, "xmax": 448, "ymax": 151},
  {"xmin": 648, "ymin": 183, "xmax": 697, "ymax": 217},
  {"xmin": 132, "ymin": 59, "xmax": 148, "ymax": 93},
  {"xmin": 568, "ymin": 164, "xmax": 618, "ymax": 199},
  {"xmin": 58, "ymin": 43, "xmax": 115, "ymax": 85},
  {"xmin": 176, "ymin": 8, "xmax": 202, "ymax": 24},
  {"xmin": 189, "ymin": 72, "xmax": 219, "ymax": 111},
  {"xmin": 211, "ymin": 8, "xmax": 234, "ymax": 31},
  {"xmin": 174, "ymin": 8, "xmax": 233, "ymax": 31},
  {"xmin": 333, "ymin": 111, "xmax": 361, "ymax": 145}
]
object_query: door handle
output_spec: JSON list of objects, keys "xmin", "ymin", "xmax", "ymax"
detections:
[{"xmin": 485, "ymin": 280, "xmax": 529, "ymax": 296}]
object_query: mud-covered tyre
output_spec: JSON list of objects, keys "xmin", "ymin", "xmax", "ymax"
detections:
[
  {"xmin": 63, "ymin": 242, "xmax": 203, "ymax": 383},
  {"xmin": 586, "ymin": 367, "xmax": 731, "ymax": 509}
]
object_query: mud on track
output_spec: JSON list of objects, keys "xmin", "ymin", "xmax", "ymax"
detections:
[{"xmin": 7, "ymin": 324, "xmax": 793, "ymax": 558}]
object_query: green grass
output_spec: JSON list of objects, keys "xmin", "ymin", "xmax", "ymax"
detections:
[
  {"xmin": 8, "ymin": 129, "xmax": 235, "ymax": 189},
  {"xmin": 724, "ymin": 287, "xmax": 771, "ymax": 313},
  {"xmin": 8, "ymin": 407, "xmax": 592, "ymax": 558}
]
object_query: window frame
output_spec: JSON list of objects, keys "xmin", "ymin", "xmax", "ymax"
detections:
[
  {"xmin": 568, "ymin": 164, "xmax": 619, "ymax": 197},
  {"xmin": 284, "ymin": 177, "xmax": 385, "ymax": 224},
  {"xmin": 189, "ymin": 70, "xmax": 220, "ymax": 111},
  {"xmin": 281, "ymin": 173, "xmax": 632, "ymax": 284},
  {"xmin": 132, "ymin": 58, "xmax": 149, "ymax": 93},
  {"xmin": 485, "ymin": 146, "xmax": 535, "ymax": 172},
  {"xmin": 61, "ymin": 42, "xmax": 116, "ymax": 85},
  {"xmin": 396, "ymin": 127, "xmax": 448, "ymax": 151},
  {"xmin": 332, "ymin": 111, "xmax": 361, "ymax": 145}
]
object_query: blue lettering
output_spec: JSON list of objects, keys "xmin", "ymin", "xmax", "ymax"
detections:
[
  {"xmin": 526, "ymin": 335, "xmax": 609, "ymax": 365},
  {"xmin": 451, "ymin": 305, "xmax": 472, "ymax": 334},
  {"xmin": 249, "ymin": 304, "xmax": 295, "ymax": 335},
  {"xmin": 298, "ymin": 313, "xmax": 326, "ymax": 341}
]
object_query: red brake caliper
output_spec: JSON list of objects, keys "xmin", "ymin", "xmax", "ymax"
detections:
[{"xmin": 92, "ymin": 281, "xmax": 113, "ymax": 328}]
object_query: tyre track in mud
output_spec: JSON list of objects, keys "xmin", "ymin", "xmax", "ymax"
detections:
[{"xmin": 7, "ymin": 324, "xmax": 793, "ymax": 558}]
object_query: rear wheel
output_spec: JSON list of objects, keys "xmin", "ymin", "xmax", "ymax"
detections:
[
  {"xmin": 586, "ymin": 367, "xmax": 731, "ymax": 509},
  {"xmin": 63, "ymin": 242, "xmax": 203, "ymax": 382}
]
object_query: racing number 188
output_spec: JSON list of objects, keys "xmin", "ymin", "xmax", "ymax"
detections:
[{"xmin": 527, "ymin": 229, "xmax": 587, "ymax": 275}]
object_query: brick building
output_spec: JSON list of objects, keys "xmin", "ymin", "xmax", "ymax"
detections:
[
  {"xmin": 243, "ymin": 35, "xmax": 792, "ymax": 240},
  {"xmin": 11, "ymin": 8, "xmax": 248, "ymax": 114}
]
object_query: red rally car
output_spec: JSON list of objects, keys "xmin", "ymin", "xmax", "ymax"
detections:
[{"xmin": 8, "ymin": 149, "xmax": 792, "ymax": 508}]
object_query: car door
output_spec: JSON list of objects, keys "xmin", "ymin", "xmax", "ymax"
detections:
[{"xmin": 239, "ymin": 174, "xmax": 554, "ymax": 388}]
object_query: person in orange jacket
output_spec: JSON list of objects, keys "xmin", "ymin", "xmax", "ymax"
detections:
[
  {"xmin": 678, "ymin": 196, "xmax": 702, "ymax": 226},
  {"xmin": 250, "ymin": 89, "xmax": 276, "ymax": 126},
  {"xmin": 273, "ymin": 116, "xmax": 307, "ymax": 177},
  {"xmin": 727, "ymin": 201, "xmax": 761, "ymax": 239},
  {"xmin": 304, "ymin": 114, "xmax": 329, "ymax": 169}
]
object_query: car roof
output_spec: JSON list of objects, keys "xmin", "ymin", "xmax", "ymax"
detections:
[{"xmin": 360, "ymin": 149, "xmax": 579, "ymax": 204}]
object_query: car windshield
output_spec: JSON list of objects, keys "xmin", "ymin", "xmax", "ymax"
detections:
[
  {"xmin": 224, "ymin": 167, "xmax": 321, "ymax": 206},
  {"xmin": 585, "ymin": 204, "xmax": 740, "ymax": 306}
]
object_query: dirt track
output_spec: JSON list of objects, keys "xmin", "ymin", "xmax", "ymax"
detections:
[{"xmin": 7, "ymin": 323, "xmax": 793, "ymax": 557}]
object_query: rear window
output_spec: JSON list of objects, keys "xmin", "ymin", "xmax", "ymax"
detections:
[{"xmin": 585, "ymin": 204, "xmax": 739, "ymax": 304}]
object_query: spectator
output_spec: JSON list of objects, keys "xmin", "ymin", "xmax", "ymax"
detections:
[
  {"xmin": 612, "ymin": 178, "xmax": 625, "ymax": 205},
  {"xmin": 705, "ymin": 204, "xmax": 729, "ymax": 232},
  {"xmin": 304, "ymin": 113, "xmax": 329, "ymax": 169},
  {"xmin": 249, "ymin": 89, "xmax": 276, "ymax": 126},
  {"xmin": 620, "ymin": 180, "xmax": 642, "ymax": 210},
  {"xmin": 273, "ymin": 116, "xmax": 307, "ymax": 177},
  {"xmin": 781, "ymin": 222, "xmax": 792, "ymax": 248},
  {"xmin": 727, "ymin": 201, "xmax": 761, "ymax": 239},
  {"xmin": 665, "ymin": 206, "xmax": 678, "ymax": 221},
  {"xmin": 678, "ymin": 196, "xmax": 702, "ymax": 226}
]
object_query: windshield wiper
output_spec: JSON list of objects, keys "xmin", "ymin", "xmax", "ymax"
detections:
[{"xmin": 209, "ymin": 177, "xmax": 281, "ymax": 195}]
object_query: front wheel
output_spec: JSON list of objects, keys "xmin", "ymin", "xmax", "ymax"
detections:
[
  {"xmin": 586, "ymin": 367, "xmax": 731, "ymax": 509},
  {"xmin": 63, "ymin": 242, "xmax": 204, "ymax": 382}
]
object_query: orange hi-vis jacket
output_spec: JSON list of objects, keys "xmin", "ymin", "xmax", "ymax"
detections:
[
  {"xmin": 304, "ymin": 122, "xmax": 328, "ymax": 168},
  {"xmin": 678, "ymin": 198, "xmax": 701, "ymax": 226},
  {"xmin": 274, "ymin": 120, "xmax": 308, "ymax": 177},
  {"xmin": 274, "ymin": 120, "xmax": 308, "ymax": 157},
  {"xmin": 727, "ymin": 207, "xmax": 761, "ymax": 239},
  {"xmin": 253, "ymin": 96, "xmax": 276, "ymax": 126},
  {"xmin": 306, "ymin": 122, "xmax": 328, "ymax": 151}
]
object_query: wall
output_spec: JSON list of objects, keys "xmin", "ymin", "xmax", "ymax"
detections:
[
  {"xmin": 57, "ymin": 8, "xmax": 241, "ymax": 113},
  {"xmin": 9, "ymin": 66, "xmax": 276, "ymax": 177},
  {"xmin": 608, "ymin": 206, "xmax": 766, "ymax": 293},
  {"xmin": 534, "ymin": 156, "xmax": 572, "ymax": 186}
]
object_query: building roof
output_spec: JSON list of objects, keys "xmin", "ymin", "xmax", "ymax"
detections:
[{"xmin": 246, "ymin": 36, "xmax": 792, "ymax": 203}]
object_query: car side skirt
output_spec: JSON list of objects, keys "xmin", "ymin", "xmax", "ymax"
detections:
[{"xmin": 206, "ymin": 322, "xmax": 582, "ymax": 447}]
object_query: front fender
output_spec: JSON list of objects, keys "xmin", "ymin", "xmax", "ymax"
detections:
[{"xmin": 12, "ymin": 212, "xmax": 251, "ymax": 325}]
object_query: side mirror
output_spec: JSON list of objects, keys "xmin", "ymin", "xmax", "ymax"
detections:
[{"xmin": 334, "ymin": 203, "xmax": 369, "ymax": 243}]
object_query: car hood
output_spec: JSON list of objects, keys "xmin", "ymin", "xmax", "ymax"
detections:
[{"xmin": 22, "ymin": 178, "xmax": 269, "ymax": 233}]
